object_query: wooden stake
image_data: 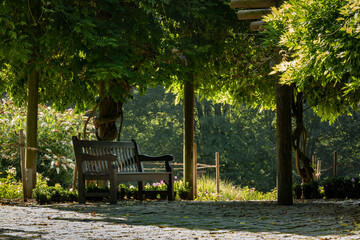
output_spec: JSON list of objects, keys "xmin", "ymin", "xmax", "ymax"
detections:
[
  {"xmin": 72, "ymin": 133, "xmax": 81, "ymax": 191},
  {"xmin": 333, "ymin": 151, "xmax": 337, "ymax": 177},
  {"xmin": 316, "ymin": 160, "xmax": 321, "ymax": 181},
  {"xmin": 312, "ymin": 155, "xmax": 316, "ymax": 180},
  {"xmin": 193, "ymin": 143, "xmax": 197, "ymax": 199},
  {"xmin": 216, "ymin": 152, "xmax": 220, "ymax": 198},
  {"xmin": 20, "ymin": 129, "xmax": 26, "ymax": 200}
]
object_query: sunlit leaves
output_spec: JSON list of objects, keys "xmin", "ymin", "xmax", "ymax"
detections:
[{"xmin": 265, "ymin": 0, "xmax": 360, "ymax": 120}]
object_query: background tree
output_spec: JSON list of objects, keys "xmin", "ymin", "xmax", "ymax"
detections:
[
  {"xmin": 263, "ymin": 0, "xmax": 360, "ymax": 185},
  {"xmin": 0, "ymin": 0, "xmax": 88, "ymax": 196},
  {"xmin": 121, "ymin": 86, "xmax": 278, "ymax": 192}
]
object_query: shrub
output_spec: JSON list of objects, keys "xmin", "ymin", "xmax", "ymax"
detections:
[
  {"xmin": 323, "ymin": 177, "xmax": 360, "ymax": 199},
  {"xmin": 293, "ymin": 181, "xmax": 323, "ymax": 199},
  {"xmin": 32, "ymin": 175, "xmax": 77, "ymax": 204},
  {"xmin": 300, "ymin": 181, "xmax": 323, "ymax": 199},
  {"xmin": 175, "ymin": 180, "xmax": 190, "ymax": 200},
  {"xmin": 0, "ymin": 97, "xmax": 89, "ymax": 187},
  {"xmin": 0, "ymin": 168, "xmax": 22, "ymax": 199}
]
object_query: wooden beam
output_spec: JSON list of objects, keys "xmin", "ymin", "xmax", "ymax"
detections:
[
  {"xmin": 231, "ymin": 0, "xmax": 276, "ymax": 9},
  {"xmin": 250, "ymin": 20, "xmax": 266, "ymax": 31},
  {"xmin": 237, "ymin": 8, "xmax": 272, "ymax": 20}
]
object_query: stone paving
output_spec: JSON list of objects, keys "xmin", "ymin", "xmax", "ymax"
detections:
[{"xmin": 1, "ymin": 200, "xmax": 360, "ymax": 239}]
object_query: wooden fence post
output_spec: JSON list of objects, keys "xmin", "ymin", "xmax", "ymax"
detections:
[
  {"xmin": 333, "ymin": 151, "xmax": 337, "ymax": 177},
  {"xmin": 312, "ymin": 155, "xmax": 316, "ymax": 180},
  {"xmin": 72, "ymin": 133, "xmax": 81, "ymax": 191},
  {"xmin": 193, "ymin": 143, "xmax": 197, "ymax": 198},
  {"xmin": 215, "ymin": 152, "xmax": 220, "ymax": 198},
  {"xmin": 316, "ymin": 160, "xmax": 321, "ymax": 181},
  {"xmin": 19, "ymin": 129, "xmax": 26, "ymax": 200}
]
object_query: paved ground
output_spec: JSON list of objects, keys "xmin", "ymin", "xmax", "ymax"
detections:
[{"xmin": 1, "ymin": 199, "xmax": 360, "ymax": 239}]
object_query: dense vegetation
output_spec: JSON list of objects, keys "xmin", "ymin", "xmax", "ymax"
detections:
[
  {"xmin": 122, "ymin": 87, "xmax": 360, "ymax": 192},
  {"xmin": 2, "ymin": 85, "xmax": 360, "ymax": 193},
  {"xmin": 1, "ymin": 0, "xmax": 360, "ymax": 202}
]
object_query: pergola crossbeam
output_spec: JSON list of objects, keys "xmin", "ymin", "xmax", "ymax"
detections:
[
  {"xmin": 237, "ymin": 8, "xmax": 272, "ymax": 20},
  {"xmin": 231, "ymin": 0, "xmax": 276, "ymax": 9}
]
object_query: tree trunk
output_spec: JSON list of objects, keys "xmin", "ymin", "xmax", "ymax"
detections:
[
  {"xmin": 274, "ymin": 0, "xmax": 292, "ymax": 206},
  {"xmin": 183, "ymin": 80, "xmax": 195, "ymax": 200},
  {"xmin": 276, "ymin": 82, "xmax": 293, "ymax": 205},
  {"xmin": 24, "ymin": 68, "xmax": 39, "ymax": 199},
  {"xmin": 95, "ymin": 82, "xmax": 124, "ymax": 141},
  {"xmin": 292, "ymin": 91, "xmax": 314, "ymax": 184}
]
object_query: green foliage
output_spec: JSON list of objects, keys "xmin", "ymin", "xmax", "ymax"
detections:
[
  {"xmin": 116, "ymin": 177, "xmax": 276, "ymax": 201},
  {"xmin": 0, "ymin": 97, "xmax": 87, "ymax": 187},
  {"xmin": 0, "ymin": 0, "xmax": 174, "ymax": 114},
  {"xmin": 0, "ymin": 168, "xmax": 22, "ymax": 199},
  {"xmin": 32, "ymin": 175, "xmax": 77, "ymax": 205},
  {"xmin": 122, "ymin": 87, "xmax": 277, "ymax": 192},
  {"xmin": 195, "ymin": 175, "xmax": 277, "ymax": 201},
  {"xmin": 175, "ymin": 180, "xmax": 190, "ymax": 200},
  {"xmin": 293, "ymin": 177, "xmax": 360, "ymax": 199},
  {"xmin": 293, "ymin": 182, "xmax": 323, "ymax": 199},
  {"xmin": 323, "ymin": 177, "xmax": 360, "ymax": 199},
  {"xmin": 303, "ymin": 181, "xmax": 323, "ymax": 199},
  {"xmin": 265, "ymin": 0, "xmax": 360, "ymax": 120}
]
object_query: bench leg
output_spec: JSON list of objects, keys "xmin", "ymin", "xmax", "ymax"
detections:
[
  {"xmin": 168, "ymin": 174, "xmax": 175, "ymax": 201},
  {"xmin": 110, "ymin": 178, "xmax": 117, "ymax": 204},
  {"xmin": 138, "ymin": 181, "xmax": 144, "ymax": 201},
  {"xmin": 78, "ymin": 177, "xmax": 86, "ymax": 204}
]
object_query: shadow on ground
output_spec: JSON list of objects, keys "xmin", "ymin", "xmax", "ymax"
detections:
[{"xmin": 43, "ymin": 200, "xmax": 360, "ymax": 238}]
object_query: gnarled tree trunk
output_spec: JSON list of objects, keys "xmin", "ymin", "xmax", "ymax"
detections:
[
  {"xmin": 291, "ymin": 90, "xmax": 314, "ymax": 184},
  {"xmin": 93, "ymin": 81, "xmax": 130, "ymax": 141}
]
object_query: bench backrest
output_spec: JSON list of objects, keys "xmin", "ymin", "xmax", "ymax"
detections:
[{"xmin": 72, "ymin": 136, "xmax": 143, "ymax": 174}]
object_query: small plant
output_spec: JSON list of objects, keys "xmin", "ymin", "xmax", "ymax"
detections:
[
  {"xmin": 32, "ymin": 174, "xmax": 77, "ymax": 204},
  {"xmin": 0, "ymin": 168, "xmax": 22, "ymax": 199},
  {"xmin": 175, "ymin": 180, "xmax": 190, "ymax": 200},
  {"xmin": 323, "ymin": 177, "xmax": 360, "ymax": 199}
]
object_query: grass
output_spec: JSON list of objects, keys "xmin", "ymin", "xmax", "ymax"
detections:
[{"xmin": 195, "ymin": 175, "xmax": 277, "ymax": 201}]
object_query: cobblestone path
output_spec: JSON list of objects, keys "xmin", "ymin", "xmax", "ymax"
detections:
[{"xmin": 1, "ymin": 200, "xmax": 360, "ymax": 239}]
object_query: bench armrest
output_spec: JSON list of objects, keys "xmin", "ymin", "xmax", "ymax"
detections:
[
  {"xmin": 138, "ymin": 154, "xmax": 174, "ymax": 172},
  {"xmin": 138, "ymin": 154, "xmax": 174, "ymax": 162}
]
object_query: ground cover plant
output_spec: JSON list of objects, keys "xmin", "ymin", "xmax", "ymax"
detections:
[
  {"xmin": 30, "ymin": 174, "xmax": 277, "ymax": 204},
  {"xmin": 0, "ymin": 168, "xmax": 22, "ymax": 199}
]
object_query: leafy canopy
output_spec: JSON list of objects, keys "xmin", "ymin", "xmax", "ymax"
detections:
[
  {"xmin": 0, "ymin": 0, "xmax": 171, "ymax": 111},
  {"xmin": 265, "ymin": 0, "xmax": 360, "ymax": 120}
]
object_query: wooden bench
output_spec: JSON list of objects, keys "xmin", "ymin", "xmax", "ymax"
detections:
[{"xmin": 72, "ymin": 136, "xmax": 175, "ymax": 204}]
